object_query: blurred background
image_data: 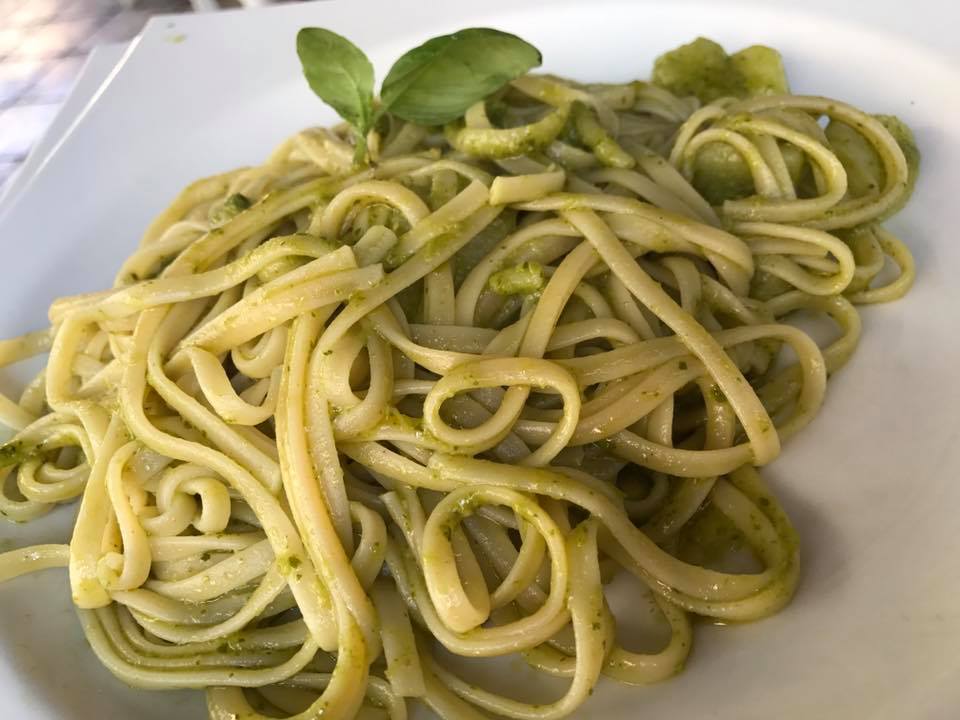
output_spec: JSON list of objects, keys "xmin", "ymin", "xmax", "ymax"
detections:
[{"xmin": 0, "ymin": 0, "xmax": 297, "ymax": 192}]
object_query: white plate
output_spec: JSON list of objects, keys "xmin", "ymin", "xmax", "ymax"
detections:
[
  {"xmin": 0, "ymin": 42, "xmax": 132, "ymax": 211},
  {"xmin": 1, "ymin": 1, "xmax": 959, "ymax": 718}
]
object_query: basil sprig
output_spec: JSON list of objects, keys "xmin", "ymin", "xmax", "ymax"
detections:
[
  {"xmin": 296, "ymin": 28, "xmax": 376, "ymax": 162},
  {"xmin": 296, "ymin": 27, "xmax": 542, "ymax": 163}
]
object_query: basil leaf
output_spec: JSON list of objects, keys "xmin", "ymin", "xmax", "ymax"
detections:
[
  {"xmin": 380, "ymin": 28, "xmax": 542, "ymax": 125},
  {"xmin": 296, "ymin": 27, "xmax": 375, "ymax": 136}
]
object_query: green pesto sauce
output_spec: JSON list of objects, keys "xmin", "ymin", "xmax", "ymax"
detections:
[
  {"xmin": 208, "ymin": 193, "xmax": 251, "ymax": 226},
  {"xmin": 710, "ymin": 384, "xmax": 727, "ymax": 404},
  {"xmin": 652, "ymin": 38, "xmax": 746, "ymax": 103},
  {"xmin": 692, "ymin": 142, "xmax": 755, "ymax": 205},
  {"xmin": 652, "ymin": 37, "xmax": 788, "ymax": 104},
  {"xmin": 0, "ymin": 441, "xmax": 27, "ymax": 468},
  {"xmin": 276, "ymin": 553, "xmax": 303, "ymax": 577},
  {"xmin": 488, "ymin": 261, "xmax": 545, "ymax": 295}
]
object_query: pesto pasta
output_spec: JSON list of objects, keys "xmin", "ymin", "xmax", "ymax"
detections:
[{"xmin": 0, "ymin": 34, "xmax": 917, "ymax": 720}]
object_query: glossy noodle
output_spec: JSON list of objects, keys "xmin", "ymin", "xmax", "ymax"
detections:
[{"xmin": 0, "ymin": 40, "xmax": 917, "ymax": 720}]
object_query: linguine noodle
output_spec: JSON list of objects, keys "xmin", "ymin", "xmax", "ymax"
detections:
[{"xmin": 0, "ymin": 64, "xmax": 916, "ymax": 720}]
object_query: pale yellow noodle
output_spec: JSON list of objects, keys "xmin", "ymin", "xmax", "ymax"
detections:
[{"xmin": 0, "ymin": 65, "xmax": 916, "ymax": 720}]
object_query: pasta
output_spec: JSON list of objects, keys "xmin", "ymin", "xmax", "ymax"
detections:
[{"xmin": 0, "ymin": 38, "xmax": 917, "ymax": 720}]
